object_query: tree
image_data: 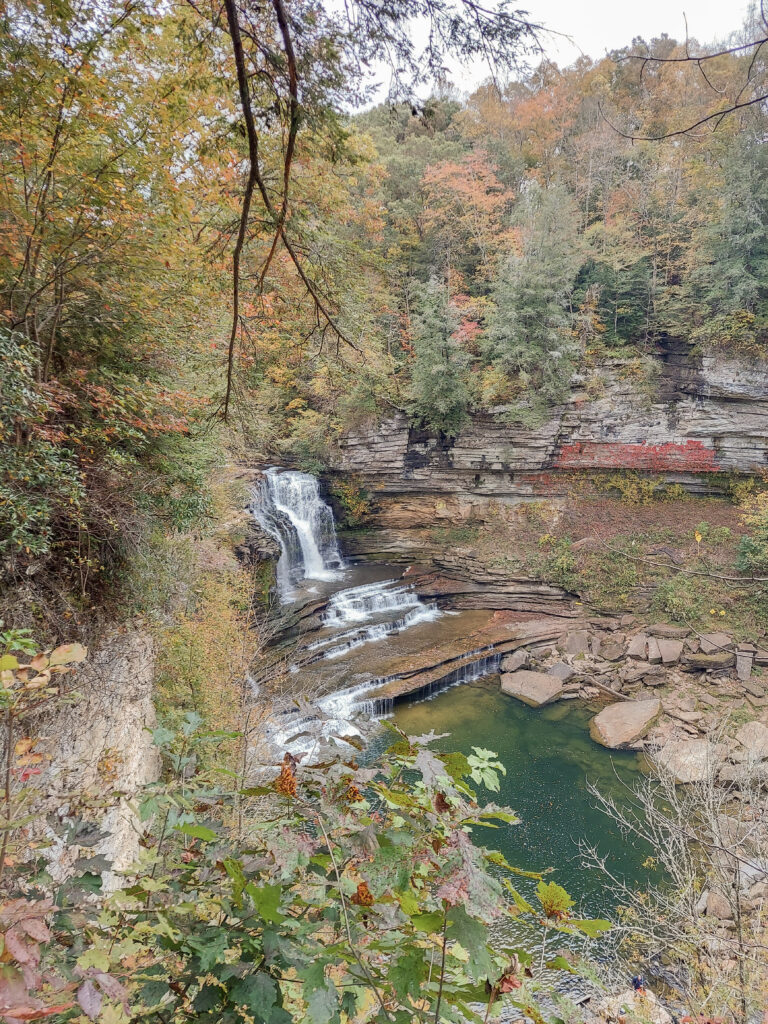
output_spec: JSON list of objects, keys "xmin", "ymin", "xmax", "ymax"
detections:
[
  {"xmin": 484, "ymin": 182, "xmax": 582, "ymax": 414},
  {"xmin": 408, "ymin": 277, "xmax": 472, "ymax": 436},
  {"xmin": 585, "ymin": 742, "xmax": 768, "ymax": 1022},
  {"xmin": 687, "ymin": 132, "xmax": 768, "ymax": 355}
]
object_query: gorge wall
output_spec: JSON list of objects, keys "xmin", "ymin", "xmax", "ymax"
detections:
[
  {"xmin": 331, "ymin": 345, "xmax": 768, "ymax": 514},
  {"xmin": 326, "ymin": 346, "xmax": 768, "ymax": 613}
]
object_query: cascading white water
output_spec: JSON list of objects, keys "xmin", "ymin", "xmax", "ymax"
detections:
[
  {"xmin": 323, "ymin": 579, "xmax": 420, "ymax": 625},
  {"xmin": 252, "ymin": 467, "xmax": 343, "ymax": 598}
]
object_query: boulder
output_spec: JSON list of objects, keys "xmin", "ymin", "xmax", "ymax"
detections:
[
  {"xmin": 626, "ymin": 633, "xmax": 648, "ymax": 659},
  {"xmin": 592, "ymin": 989, "xmax": 672, "ymax": 1024},
  {"xmin": 657, "ymin": 638, "xmax": 684, "ymax": 665},
  {"xmin": 620, "ymin": 662, "xmax": 665, "ymax": 684},
  {"xmin": 589, "ymin": 699, "xmax": 661, "ymax": 749},
  {"xmin": 564, "ymin": 630, "xmax": 590, "ymax": 656},
  {"xmin": 699, "ymin": 632, "xmax": 734, "ymax": 653},
  {"xmin": 500, "ymin": 649, "xmax": 528, "ymax": 673},
  {"xmin": 599, "ymin": 640, "xmax": 626, "ymax": 662},
  {"xmin": 500, "ymin": 670, "xmax": 563, "ymax": 707},
  {"xmin": 653, "ymin": 739, "xmax": 716, "ymax": 783},
  {"xmin": 647, "ymin": 624, "xmax": 690, "ymax": 638},
  {"xmin": 682, "ymin": 650, "xmax": 736, "ymax": 671},
  {"xmin": 706, "ymin": 891, "xmax": 733, "ymax": 920},
  {"xmin": 735, "ymin": 720, "xmax": 768, "ymax": 759},
  {"xmin": 742, "ymin": 678, "xmax": 766, "ymax": 698},
  {"xmin": 548, "ymin": 661, "xmax": 575, "ymax": 682}
]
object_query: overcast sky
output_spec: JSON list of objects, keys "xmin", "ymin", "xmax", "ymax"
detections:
[
  {"xmin": 530, "ymin": 0, "xmax": 750, "ymax": 65},
  {"xmin": 373, "ymin": 0, "xmax": 754, "ymax": 98}
]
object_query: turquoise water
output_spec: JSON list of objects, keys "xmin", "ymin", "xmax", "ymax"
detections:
[{"xmin": 379, "ymin": 678, "xmax": 652, "ymax": 938}]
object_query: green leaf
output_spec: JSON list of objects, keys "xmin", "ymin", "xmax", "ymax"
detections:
[
  {"xmin": 389, "ymin": 947, "xmax": 427, "ymax": 1002},
  {"xmin": 186, "ymin": 929, "xmax": 229, "ymax": 972},
  {"xmin": 175, "ymin": 822, "xmax": 218, "ymax": 842},
  {"xmin": 410, "ymin": 911, "xmax": 443, "ymax": 933},
  {"xmin": 246, "ymin": 883, "xmax": 285, "ymax": 923},
  {"xmin": 0, "ymin": 655, "xmax": 18, "ymax": 671},
  {"xmin": 230, "ymin": 972, "xmax": 290, "ymax": 1023},
  {"xmin": 503, "ymin": 882, "xmax": 535, "ymax": 915},
  {"xmin": 224, "ymin": 857, "xmax": 246, "ymax": 903},
  {"xmin": 546, "ymin": 955, "xmax": 576, "ymax": 973},
  {"xmin": 569, "ymin": 917, "xmax": 612, "ymax": 938}
]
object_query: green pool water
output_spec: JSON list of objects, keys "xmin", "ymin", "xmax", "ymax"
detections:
[{"xmin": 380, "ymin": 678, "xmax": 652, "ymax": 937}]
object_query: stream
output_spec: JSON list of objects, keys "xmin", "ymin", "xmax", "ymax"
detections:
[{"xmin": 253, "ymin": 468, "xmax": 651, "ymax": 952}]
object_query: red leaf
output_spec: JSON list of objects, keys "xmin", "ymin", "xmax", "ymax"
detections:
[
  {"xmin": 4, "ymin": 929, "xmax": 38, "ymax": 967},
  {"xmin": 18, "ymin": 921, "xmax": 50, "ymax": 945},
  {"xmin": 76, "ymin": 981, "xmax": 101, "ymax": 1020}
]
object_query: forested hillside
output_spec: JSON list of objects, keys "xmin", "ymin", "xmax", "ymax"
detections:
[
  {"xmin": 3, "ymin": 0, "xmax": 768, "ymax": 629},
  {"xmin": 3, "ymin": 1, "xmax": 768, "ymax": 1021}
]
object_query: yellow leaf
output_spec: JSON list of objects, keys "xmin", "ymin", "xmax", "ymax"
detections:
[
  {"xmin": 694, "ymin": 531, "xmax": 702, "ymax": 544},
  {"xmin": 14, "ymin": 738, "xmax": 34, "ymax": 757},
  {"xmin": 0, "ymin": 655, "xmax": 18, "ymax": 671},
  {"xmin": 48, "ymin": 643, "xmax": 87, "ymax": 666}
]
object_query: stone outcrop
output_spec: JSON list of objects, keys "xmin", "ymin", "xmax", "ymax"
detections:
[
  {"xmin": 34, "ymin": 629, "xmax": 160, "ymax": 890},
  {"xmin": 590, "ymin": 699, "xmax": 661, "ymax": 749},
  {"xmin": 331, "ymin": 349, "xmax": 768, "ymax": 504}
]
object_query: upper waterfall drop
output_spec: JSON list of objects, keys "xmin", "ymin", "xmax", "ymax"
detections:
[{"xmin": 252, "ymin": 467, "xmax": 344, "ymax": 598}]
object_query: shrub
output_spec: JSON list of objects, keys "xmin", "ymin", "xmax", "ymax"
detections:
[{"xmin": 738, "ymin": 491, "xmax": 768, "ymax": 574}]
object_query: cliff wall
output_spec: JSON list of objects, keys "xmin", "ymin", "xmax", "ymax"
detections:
[{"xmin": 332, "ymin": 346, "xmax": 768, "ymax": 512}]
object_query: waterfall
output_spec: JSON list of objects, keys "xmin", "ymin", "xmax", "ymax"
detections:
[
  {"xmin": 323, "ymin": 579, "xmax": 422, "ymax": 625},
  {"xmin": 252, "ymin": 467, "xmax": 343, "ymax": 598}
]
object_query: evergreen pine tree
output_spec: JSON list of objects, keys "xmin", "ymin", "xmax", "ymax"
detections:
[
  {"xmin": 409, "ymin": 277, "xmax": 472, "ymax": 436},
  {"xmin": 484, "ymin": 182, "xmax": 582, "ymax": 411}
]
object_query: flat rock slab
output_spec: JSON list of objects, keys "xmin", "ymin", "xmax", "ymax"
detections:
[
  {"xmin": 620, "ymin": 662, "xmax": 665, "ymax": 684},
  {"xmin": 658, "ymin": 638, "xmax": 684, "ymax": 665},
  {"xmin": 653, "ymin": 739, "xmax": 716, "ymax": 783},
  {"xmin": 501, "ymin": 670, "xmax": 563, "ymax": 707},
  {"xmin": 736, "ymin": 651, "xmax": 754, "ymax": 681},
  {"xmin": 743, "ymin": 678, "xmax": 767, "ymax": 698},
  {"xmin": 683, "ymin": 650, "xmax": 736, "ymax": 671},
  {"xmin": 647, "ymin": 623, "xmax": 690, "ymax": 639},
  {"xmin": 589, "ymin": 699, "xmax": 661, "ymax": 749},
  {"xmin": 699, "ymin": 631, "xmax": 734, "ymax": 653},
  {"xmin": 736, "ymin": 720, "xmax": 768, "ymax": 759},
  {"xmin": 626, "ymin": 633, "xmax": 648, "ymax": 659},
  {"xmin": 647, "ymin": 637, "xmax": 662, "ymax": 664},
  {"xmin": 548, "ymin": 661, "xmax": 575, "ymax": 682},
  {"xmin": 599, "ymin": 640, "xmax": 625, "ymax": 661}
]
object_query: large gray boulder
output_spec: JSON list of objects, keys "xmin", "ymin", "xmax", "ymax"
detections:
[
  {"xmin": 735, "ymin": 720, "xmax": 768, "ymax": 759},
  {"xmin": 653, "ymin": 739, "xmax": 716, "ymax": 783},
  {"xmin": 589, "ymin": 699, "xmax": 661, "ymax": 749},
  {"xmin": 500, "ymin": 670, "xmax": 563, "ymax": 707}
]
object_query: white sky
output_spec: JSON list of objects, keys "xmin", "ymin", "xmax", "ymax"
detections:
[
  {"xmin": 530, "ymin": 0, "xmax": 751, "ymax": 65},
  {"xmin": 389, "ymin": 0, "xmax": 754, "ymax": 97}
]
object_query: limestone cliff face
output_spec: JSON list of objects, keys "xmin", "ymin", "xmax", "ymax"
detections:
[{"xmin": 332, "ymin": 346, "xmax": 768, "ymax": 508}]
